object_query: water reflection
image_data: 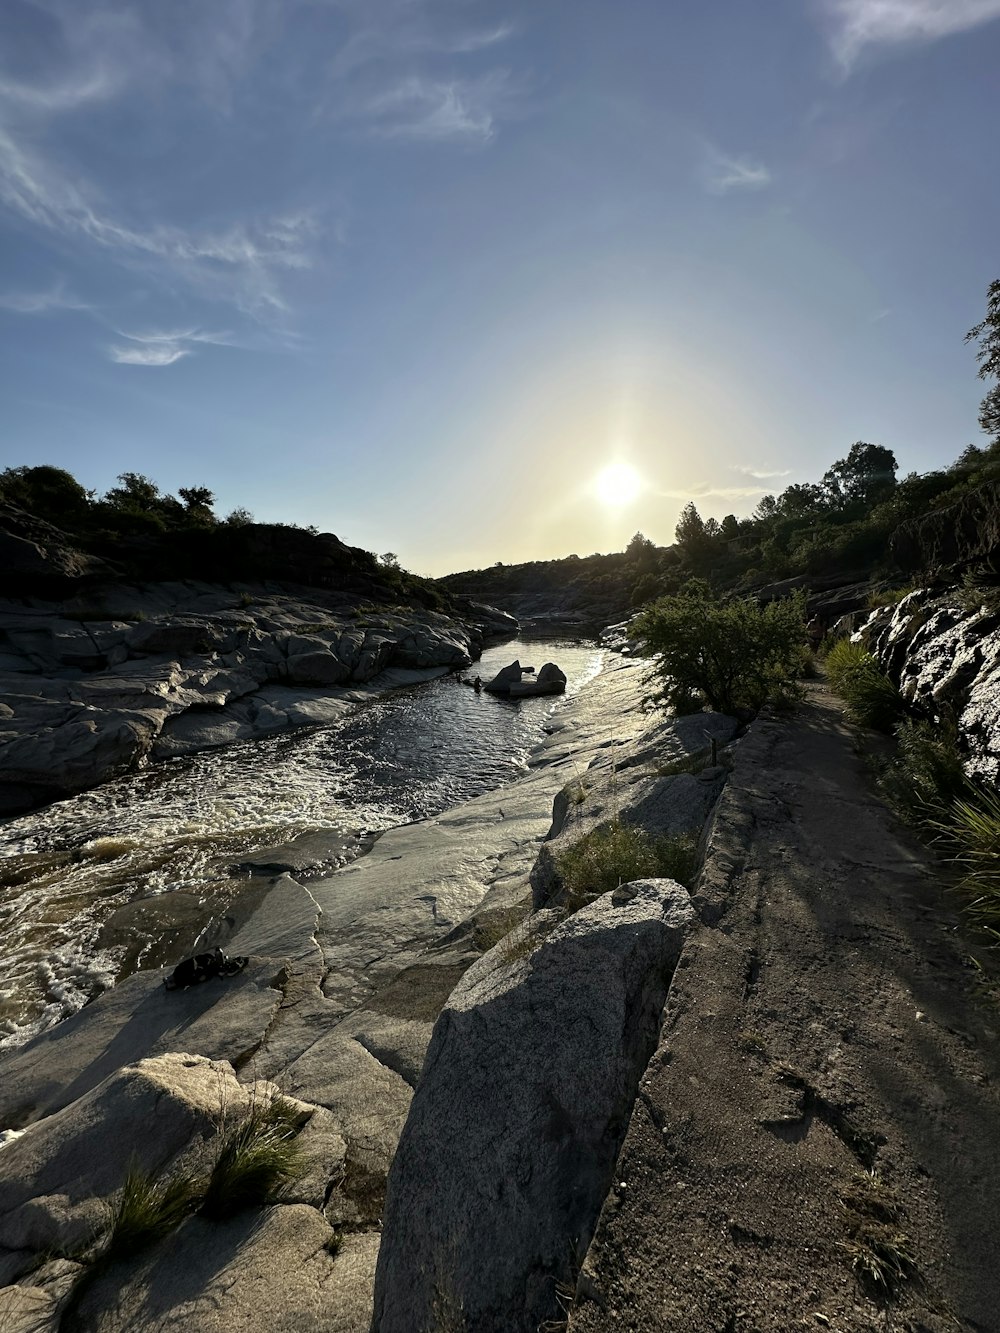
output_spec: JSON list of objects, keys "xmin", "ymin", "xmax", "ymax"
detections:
[{"xmin": 0, "ymin": 639, "xmax": 601, "ymax": 1046}]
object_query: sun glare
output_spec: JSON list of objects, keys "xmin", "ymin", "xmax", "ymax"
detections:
[{"xmin": 593, "ymin": 462, "xmax": 642, "ymax": 507}]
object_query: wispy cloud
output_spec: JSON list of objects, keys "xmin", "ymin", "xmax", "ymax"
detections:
[
  {"xmin": 322, "ymin": 6, "xmax": 522, "ymax": 144},
  {"xmin": 109, "ymin": 342, "xmax": 190, "ymax": 366},
  {"xmin": 108, "ymin": 326, "xmax": 234, "ymax": 366},
  {"xmin": 732, "ymin": 464, "xmax": 792, "ymax": 481},
  {"xmin": 822, "ymin": 0, "xmax": 1000, "ymax": 68},
  {"xmin": 702, "ymin": 147, "xmax": 772, "ymax": 195},
  {"xmin": 0, "ymin": 279, "xmax": 89, "ymax": 314},
  {"xmin": 659, "ymin": 484, "xmax": 769, "ymax": 502},
  {"xmin": 363, "ymin": 71, "xmax": 514, "ymax": 143},
  {"xmin": 0, "ymin": 127, "xmax": 319, "ymax": 318}
]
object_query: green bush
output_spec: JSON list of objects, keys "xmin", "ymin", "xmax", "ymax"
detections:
[
  {"xmin": 824, "ymin": 639, "xmax": 904, "ymax": 732},
  {"xmin": 200, "ymin": 1097, "xmax": 305, "ymax": 1220},
  {"xmin": 556, "ymin": 821, "xmax": 697, "ymax": 907},
  {"xmin": 636, "ymin": 583, "xmax": 807, "ymax": 715}
]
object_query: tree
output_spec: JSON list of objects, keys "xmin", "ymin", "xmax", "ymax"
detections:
[
  {"xmin": 0, "ymin": 465, "xmax": 91, "ymax": 525},
  {"xmin": 966, "ymin": 278, "xmax": 1000, "ymax": 441},
  {"xmin": 674, "ymin": 502, "xmax": 706, "ymax": 548},
  {"xmin": 822, "ymin": 442, "xmax": 897, "ymax": 508},
  {"xmin": 178, "ymin": 486, "xmax": 215, "ymax": 511},
  {"xmin": 104, "ymin": 472, "xmax": 161, "ymax": 511},
  {"xmin": 720, "ymin": 514, "xmax": 740, "ymax": 539},
  {"xmin": 379, "ymin": 552, "xmax": 400, "ymax": 569},
  {"xmin": 626, "ymin": 531, "xmax": 655, "ymax": 558},
  {"xmin": 637, "ymin": 583, "xmax": 807, "ymax": 714},
  {"xmin": 775, "ymin": 482, "xmax": 828, "ymax": 518}
]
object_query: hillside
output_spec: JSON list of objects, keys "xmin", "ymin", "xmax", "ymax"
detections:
[{"xmin": 437, "ymin": 439, "xmax": 1000, "ymax": 628}]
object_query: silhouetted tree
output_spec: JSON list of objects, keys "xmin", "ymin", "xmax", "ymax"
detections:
[
  {"xmin": 0, "ymin": 465, "xmax": 91, "ymax": 524},
  {"xmin": 178, "ymin": 486, "xmax": 215, "ymax": 511},
  {"xmin": 966, "ymin": 278, "xmax": 1000, "ymax": 441},
  {"xmin": 104, "ymin": 472, "xmax": 161, "ymax": 511},
  {"xmin": 822, "ymin": 443, "xmax": 897, "ymax": 508},
  {"xmin": 674, "ymin": 502, "xmax": 706, "ymax": 548}
]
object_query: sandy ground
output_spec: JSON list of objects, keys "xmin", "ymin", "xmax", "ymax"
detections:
[{"xmin": 571, "ymin": 684, "xmax": 1000, "ymax": 1333}]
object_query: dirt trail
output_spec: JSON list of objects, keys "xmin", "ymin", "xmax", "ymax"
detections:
[{"xmin": 571, "ymin": 684, "xmax": 1000, "ymax": 1333}]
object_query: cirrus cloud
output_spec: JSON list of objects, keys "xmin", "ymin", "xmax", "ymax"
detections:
[{"xmin": 821, "ymin": 0, "xmax": 1000, "ymax": 68}]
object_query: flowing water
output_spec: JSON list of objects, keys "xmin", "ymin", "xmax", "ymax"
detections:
[{"xmin": 0, "ymin": 638, "xmax": 603, "ymax": 1049}]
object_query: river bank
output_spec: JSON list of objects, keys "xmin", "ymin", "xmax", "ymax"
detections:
[
  {"xmin": 5, "ymin": 650, "xmax": 995, "ymax": 1332},
  {"xmin": 0, "ymin": 652, "xmax": 740, "ymax": 1331},
  {"xmin": 0, "ymin": 581, "xmax": 517, "ymax": 814},
  {"xmin": 0, "ymin": 636, "xmax": 601, "ymax": 1051}
]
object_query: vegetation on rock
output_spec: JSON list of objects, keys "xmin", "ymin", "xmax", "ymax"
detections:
[
  {"xmin": 0, "ymin": 463, "xmax": 444, "ymax": 607},
  {"xmin": 104, "ymin": 1163, "xmax": 201, "ymax": 1261},
  {"xmin": 555, "ymin": 820, "xmax": 697, "ymax": 907},
  {"xmin": 200, "ymin": 1095, "xmax": 305, "ymax": 1220}
]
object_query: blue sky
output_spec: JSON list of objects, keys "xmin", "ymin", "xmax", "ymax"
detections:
[{"xmin": 1, "ymin": 0, "xmax": 998, "ymax": 575}]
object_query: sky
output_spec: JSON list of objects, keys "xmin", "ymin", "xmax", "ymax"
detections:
[{"xmin": 1, "ymin": 0, "xmax": 999, "ymax": 576}]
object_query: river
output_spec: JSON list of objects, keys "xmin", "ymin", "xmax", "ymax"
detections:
[{"xmin": 0, "ymin": 638, "xmax": 603, "ymax": 1049}]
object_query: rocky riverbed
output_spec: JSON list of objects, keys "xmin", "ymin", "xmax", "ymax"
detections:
[
  {"xmin": 0, "ymin": 581, "xmax": 517, "ymax": 813},
  {"xmin": 0, "ymin": 654, "xmax": 741, "ymax": 1331}
]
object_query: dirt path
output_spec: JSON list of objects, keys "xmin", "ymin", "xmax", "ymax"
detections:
[{"xmin": 571, "ymin": 684, "xmax": 1000, "ymax": 1333}]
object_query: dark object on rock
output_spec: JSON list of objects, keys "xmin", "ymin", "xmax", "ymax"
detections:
[{"xmin": 164, "ymin": 947, "xmax": 248, "ymax": 991}]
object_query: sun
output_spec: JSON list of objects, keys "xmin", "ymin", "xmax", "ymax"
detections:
[{"xmin": 593, "ymin": 462, "xmax": 643, "ymax": 507}]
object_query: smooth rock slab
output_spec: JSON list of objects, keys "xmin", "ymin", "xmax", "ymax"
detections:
[
  {"xmin": 0, "ymin": 964, "xmax": 282, "ymax": 1127},
  {"xmin": 371, "ymin": 878, "xmax": 694, "ymax": 1333},
  {"xmin": 75, "ymin": 1204, "xmax": 356, "ymax": 1333}
]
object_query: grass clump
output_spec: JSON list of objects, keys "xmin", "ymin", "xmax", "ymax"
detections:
[
  {"xmin": 200, "ymin": 1096, "xmax": 305, "ymax": 1220},
  {"xmin": 839, "ymin": 1175, "xmax": 916, "ymax": 1297},
  {"xmin": 865, "ymin": 584, "xmax": 919, "ymax": 611},
  {"xmin": 939, "ymin": 783, "xmax": 1000, "ymax": 934},
  {"xmin": 876, "ymin": 719, "xmax": 967, "ymax": 825},
  {"xmin": 556, "ymin": 821, "xmax": 697, "ymax": 908},
  {"xmin": 825, "ymin": 638, "xmax": 904, "ymax": 732},
  {"xmin": 104, "ymin": 1163, "xmax": 200, "ymax": 1262},
  {"xmin": 874, "ymin": 717, "xmax": 1000, "ymax": 936}
]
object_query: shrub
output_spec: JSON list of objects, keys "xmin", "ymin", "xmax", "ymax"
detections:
[
  {"xmin": 556, "ymin": 821, "xmax": 697, "ymax": 907},
  {"xmin": 636, "ymin": 584, "xmax": 807, "ymax": 715},
  {"xmin": 200, "ymin": 1096, "xmax": 305, "ymax": 1220},
  {"xmin": 824, "ymin": 639, "xmax": 904, "ymax": 732}
]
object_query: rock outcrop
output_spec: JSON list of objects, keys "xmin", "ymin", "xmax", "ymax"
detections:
[
  {"xmin": 0, "ymin": 652, "xmax": 741, "ymax": 1331},
  {"xmin": 858, "ymin": 588, "xmax": 1000, "ymax": 781},
  {"xmin": 371, "ymin": 879, "xmax": 694, "ymax": 1333},
  {"xmin": 0, "ymin": 584, "xmax": 513, "ymax": 812},
  {"xmin": 891, "ymin": 478, "xmax": 1000, "ymax": 576}
]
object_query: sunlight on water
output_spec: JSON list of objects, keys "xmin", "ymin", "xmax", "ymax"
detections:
[{"xmin": 0, "ymin": 639, "xmax": 603, "ymax": 1047}]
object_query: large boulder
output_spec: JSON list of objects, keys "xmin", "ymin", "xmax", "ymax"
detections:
[
  {"xmin": 371, "ymin": 878, "xmax": 694, "ymax": 1333},
  {"xmin": 483, "ymin": 660, "xmax": 524, "ymax": 694},
  {"xmin": 508, "ymin": 662, "xmax": 567, "ymax": 697}
]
